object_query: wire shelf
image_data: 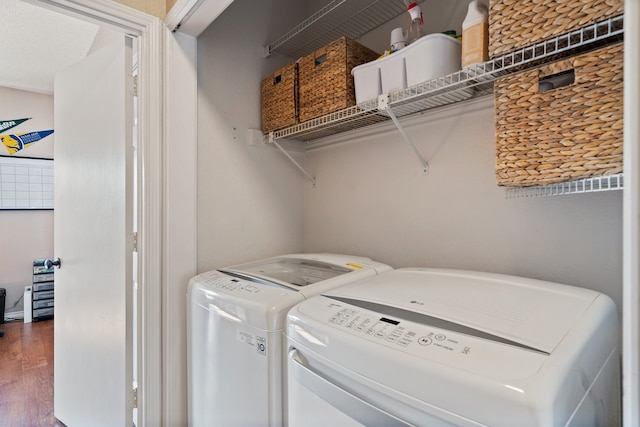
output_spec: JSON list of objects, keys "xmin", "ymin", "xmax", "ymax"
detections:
[
  {"xmin": 268, "ymin": 1, "xmax": 623, "ymax": 60},
  {"xmin": 266, "ymin": 11, "xmax": 625, "ymax": 195},
  {"xmin": 269, "ymin": 98, "xmax": 388, "ymax": 142},
  {"xmin": 505, "ymin": 174, "xmax": 624, "ymax": 199},
  {"xmin": 267, "ymin": 0, "xmax": 407, "ymax": 58},
  {"xmin": 266, "ymin": 14, "xmax": 624, "ymax": 147}
]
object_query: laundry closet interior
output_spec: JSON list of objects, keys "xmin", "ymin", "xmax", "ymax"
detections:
[
  {"xmin": 196, "ymin": 0, "xmax": 622, "ymax": 309},
  {"xmin": 189, "ymin": 0, "xmax": 630, "ymax": 425}
]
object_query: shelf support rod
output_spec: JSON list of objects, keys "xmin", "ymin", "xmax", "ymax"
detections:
[
  {"xmin": 378, "ymin": 95, "xmax": 429, "ymax": 174},
  {"xmin": 269, "ymin": 132, "xmax": 317, "ymax": 187}
]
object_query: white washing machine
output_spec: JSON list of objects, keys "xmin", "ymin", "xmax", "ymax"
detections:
[
  {"xmin": 187, "ymin": 253, "xmax": 391, "ymax": 427},
  {"xmin": 286, "ymin": 268, "xmax": 620, "ymax": 427}
]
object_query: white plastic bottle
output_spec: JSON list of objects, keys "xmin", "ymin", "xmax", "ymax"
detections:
[
  {"xmin": 407, "ymin": 2, "xmax": 425, "ymax": 44},
  {"xmin": 461, "ymin": 0, "xmax": 489, "ymax": 68}
]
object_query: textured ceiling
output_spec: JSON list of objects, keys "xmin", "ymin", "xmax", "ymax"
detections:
[{"xmin": 0, "ymin": 0, "xmax": 100, "ymax": 94}]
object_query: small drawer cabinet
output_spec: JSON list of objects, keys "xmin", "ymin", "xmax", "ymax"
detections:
[{"xmin": 32, "ymin": 259, "xmax": 55, "ymax": 321}]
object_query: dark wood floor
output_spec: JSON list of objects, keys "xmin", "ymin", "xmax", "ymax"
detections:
[{"xmin": 0, "ymin": 319, "xmax": 65, "ymax": 427}]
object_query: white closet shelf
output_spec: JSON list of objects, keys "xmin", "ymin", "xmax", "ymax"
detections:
[
  {"xmin": 266, "ymin": 0, "xmax": 407, "ymax": 58},
  {"xmin": 265, "ymin": 14, "xmax": 624, "ymax": 146},
  {"xmin": 265, "ymin": 12, "xmax": 624, "ymax": 195}
]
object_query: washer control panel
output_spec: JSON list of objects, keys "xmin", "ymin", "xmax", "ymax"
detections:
[
  {"xmin": 198, "ymin": 270, "xmax": 264, "ymax": 294},
  {"xmin": 195, "ymin": 269, "xmax": 299, "ymax": 297}
]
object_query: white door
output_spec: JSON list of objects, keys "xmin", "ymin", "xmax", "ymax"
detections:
[{"xmin": 53, "ymin": 36, "xmax": 135, "ymax": 427}]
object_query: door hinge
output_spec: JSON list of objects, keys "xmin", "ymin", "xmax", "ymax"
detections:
[
  {"xmin": 131, "ymin": 387, "xmax": 138, "ymax": 409},
  {"xmin": 133, "ymin": 232, "xmax": 138, "ymax": 252}
]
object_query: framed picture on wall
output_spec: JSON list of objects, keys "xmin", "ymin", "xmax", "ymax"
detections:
[{"xmin": 0, "ymin": 155, "xmax": 54, "ymax": 210}]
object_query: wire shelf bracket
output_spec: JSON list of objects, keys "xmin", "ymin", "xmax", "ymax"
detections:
[
  {"xmin": 378, "ymin": 94, "xmax": 429, "ymax": 175},
  {"xmin": 269, "ymin": 132, "xmax": 317, "ymax": 187}
]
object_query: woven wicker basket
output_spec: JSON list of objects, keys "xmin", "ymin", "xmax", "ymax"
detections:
[
  {"xmin": 261, "ymin": 62, "xmax": 298, "ymax": 133},
  {"xmin": 494, "ymin": 43, "xmax": 623, "ymax": 187},
  {"xmin": 489, "ymin": 0, "xmax": 624, "ymax": 58},
  {"xmin": 298, "ymin": 37, "xmax": 379, "ymax": 123}
]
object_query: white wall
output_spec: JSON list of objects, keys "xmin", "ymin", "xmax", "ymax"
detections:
[
  {"xmin": 196, "ymin": 0, "xmax": 307, "ymax": 272},
  {"xmin": 303, "ymin": 97, "xmax": 623, "ymax": 313},
  {"xmin": 0, "ymin": 86, "xmax": 54, "ymax": 316}
]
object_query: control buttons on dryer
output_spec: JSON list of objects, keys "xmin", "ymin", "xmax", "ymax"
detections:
[
  {"xmin": 418, "ymin": 336, "xmax": 433, "ymax": 346},
  {"xmin": 396, "ymin": 338, "xmax": 411, "ymax": 347},
  {"xmin": 325, "ymin": 305, "xmax": 476, "ymax": 358}
]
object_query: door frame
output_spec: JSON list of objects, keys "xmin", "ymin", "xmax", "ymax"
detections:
[
  {"xmin": 623, "ymin": 0, "xmax": 640, "ymax": 424},
  {"xmin": 27, "ymin": 0, "xmax": 164, "ymax": 425}
]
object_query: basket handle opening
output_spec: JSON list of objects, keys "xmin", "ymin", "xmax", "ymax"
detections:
[
  {"xmin": 273, "ymin": 74, "xmax": 282, "ymax": 85},
  {"xmin": 314, "ymin": 54, "xmax": 327, "ymax": 67},
  {"xmin": 538, "ymin": 69, "xmax": 575, "ymax": 93}
]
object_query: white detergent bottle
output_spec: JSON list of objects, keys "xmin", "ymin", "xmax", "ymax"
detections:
[{"xmin": 461, "ymin": 0, "xmax": 489, "ymax": 68}]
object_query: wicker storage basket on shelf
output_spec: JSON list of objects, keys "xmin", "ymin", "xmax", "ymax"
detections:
[
  {"xmin": 494, "ymin": 43, "xmax": 623, "ymax": 187},
  {"xmin": 298, "ymin": 36, "xmax": 379, "ymax": 123},
  {"xmin": 488, "ymin": 0, "xmax": 624, "ymax": 58},
  {"xmin": 261, "ymin": 62, "xmax": 298, "ymax": 133}
]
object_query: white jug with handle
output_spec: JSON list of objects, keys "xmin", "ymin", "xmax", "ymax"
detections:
[{"xmin": 390, "ymin": 27, "xmax": 408, "ymax": 52}]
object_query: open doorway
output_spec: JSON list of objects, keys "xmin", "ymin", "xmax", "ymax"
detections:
[
  {"xmin": 0, "ymin": 0, "xmax": 108, "ymax": 327},
  {"xmin": 3, "ymin": 0, "xmax": 161, "ymax": 425},
  {"xmin": 0, "ymin": 0, "xmax": 135, "ymax": 425}
]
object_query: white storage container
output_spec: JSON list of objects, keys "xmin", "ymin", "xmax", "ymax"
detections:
[
  {"xmin": 351, "ymin": 59, "xmax": 381, "ymax": 104},
  {"xmin": 379, "ymin": 53, "xmax": 406, "ymax": 96},
  {"xmin": 352, "ymin": 51, "xmax": 407, "ymax": 103},
  {"xmin": 404, "ymin": 33, "xmax": 461, "ymax": 87},
  {"xmin": 352, "ymin": 34, "xmax": 461, "ymax": 103}
]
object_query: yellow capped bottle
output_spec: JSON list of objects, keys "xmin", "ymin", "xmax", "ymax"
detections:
[{"xmin": 461, "ymin": 0, "xmax": 489, "ymax": 68}]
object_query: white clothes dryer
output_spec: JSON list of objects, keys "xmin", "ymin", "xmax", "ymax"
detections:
[
  {"xmin": 187, "ymin": 253, "xmax": 391, "ymax": 427},
  {"xmin": 286, "ymin": 268, "xmax": 620, "ymax": 427}
]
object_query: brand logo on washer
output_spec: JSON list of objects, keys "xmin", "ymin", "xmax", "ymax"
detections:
[{"xmin": 256, "ymin": 336, "xmax": 267, "ymax": 356}]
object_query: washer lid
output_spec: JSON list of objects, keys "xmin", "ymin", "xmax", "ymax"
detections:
[
  {"xmin": 323, "ymin": 268, "xmax": 602, "ymax": 354},
  {"xmin": 225, "ymin": 255, "xmax": 356, "ymax": 288},
  {"xmin": 190, "ymin": 254, "xmax": 391, "ymax": 331}
]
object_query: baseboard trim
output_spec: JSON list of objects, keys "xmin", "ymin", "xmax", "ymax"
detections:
[{"xmin": 5, "ymin": 311, "xmax": 24, "ymax": 321}]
